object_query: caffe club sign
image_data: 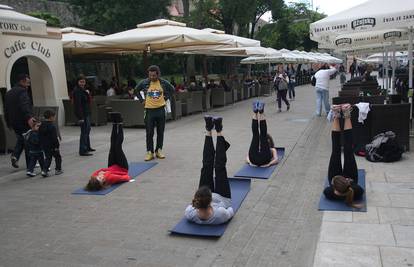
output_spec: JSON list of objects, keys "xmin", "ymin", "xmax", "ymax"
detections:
[{"xmin": 4, "ymin": 40, "xmax": 51, "ymax": 58}]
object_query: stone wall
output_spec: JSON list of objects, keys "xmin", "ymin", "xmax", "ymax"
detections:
[{"xmin": 0, "ymin": 0, "xmax": 80, "ymax": 27}]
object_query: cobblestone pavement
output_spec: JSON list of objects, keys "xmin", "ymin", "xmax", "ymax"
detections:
[{"xmin": 1, "ymin": 79, "xmax": 411, "ymax": 267}]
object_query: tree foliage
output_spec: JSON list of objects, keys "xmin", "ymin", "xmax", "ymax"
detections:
[
  {"xmin": 257, "ymin": 2, "xmax": 325, "ymax": 51},
  {"xmin": 27, "ymin": 11, "xmax": 61, "ymax": 27},
  {"xmin": 69, "ymin": 0, "xmax": 171, "ymax": 33}
]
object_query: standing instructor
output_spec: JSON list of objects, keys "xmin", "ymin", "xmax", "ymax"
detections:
[{"xmin": 136, "ymin": 65, "xmax": 175, "ymax": 161}]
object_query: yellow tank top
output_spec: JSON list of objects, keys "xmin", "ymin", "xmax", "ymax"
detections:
[{"xmin": 145, "ymin": 80, "xmax": 166, "ymax": 109}]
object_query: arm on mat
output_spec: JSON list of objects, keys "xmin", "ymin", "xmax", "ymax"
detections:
[
  {"xmin": 246, "ymin": 155, "xmax": 257, "ymax": 167},
  {"xmin": 260, "ymin": 148, "xmax": 279, "ymax": 168}
]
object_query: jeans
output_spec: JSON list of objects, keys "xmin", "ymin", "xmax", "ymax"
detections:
[
  {"xmin": 108, "ymin": 123, "xmax": 128, "ymax": 169},
  {"xmin": 27, "ymin": 152, "xmax": 45, "ymax": 173},
  {"xmin": 248, "ymin": 119, "xmax": 272, "ymax": 166},
  {"xmin": 288, "ymin": 82, "xmax": 295, "ymax": 99},
  {"xmin": 315, "ymin": 87, "xmax": 330, "ymax": 116},
  {"xmin": 79, "ymin": 115, "xmax": 91, "ymax": 154},
  {"xmin": 199, "ymin": 136, "xmax": 231, "ymax": 198},
  {"xmin": 12, "ymin": 129, "xmax": 29, "ymax": 167},
  {"xmin": 44, "ymin": 149, "xmax": 62, "ymax": 171},
  {"xmin": 145, "ymin": 107, "xmax": 165, "ymax": 153}
]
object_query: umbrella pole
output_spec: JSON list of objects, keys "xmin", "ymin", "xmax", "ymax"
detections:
[
  {"xmin": 409, "ymin": 26, "xmax": 413, "ymax": 90},
  {"xmin": 385, "ymin": 47, "xmax": 389, "ymax": 90},
  {"xmin": 392, "ymin": 41, "xmax": 396, "ymax": 94},
  {"xmin": 382, "ymin": 48, "xmax": 386, "ymax": 91}
]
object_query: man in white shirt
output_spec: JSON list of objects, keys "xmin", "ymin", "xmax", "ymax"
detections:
[{"xmin": 314, "ymin": 64, "xmax": 337, "ymax": 116}]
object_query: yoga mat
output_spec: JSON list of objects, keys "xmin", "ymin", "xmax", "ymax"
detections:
[
  {"xmin": 318, "ymin": 169, "xmax": 366, "ymax": 212},
  {"xmin": 72, "ymin": 162, "xmax": 157, "ymax": 195},
  {"xmin": 234, "ymin": 147, "xmax": 285, "ymax": 179},
  {"xmin": 170, "ymin": 178, "xmax": 251, "ymax": 237}
]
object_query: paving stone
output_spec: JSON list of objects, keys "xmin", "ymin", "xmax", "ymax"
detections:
[
  {"xmin": 313, "ymin": 242, "xmax": 381, "ymax": 267},
  {"xmin": 353, "ymin": 206, "xmax": 379, "ymax": 224},
  {"xmin": 380, "ymin": 246, "xmax": 414, "ymax": 267},
  {"xmin": 390, "ymin": 194, "xmax": 414, "ymax": 208},
  {"xmin": 378, "ymin": 207, "xmax": 414, "ymax": 225},
  {"xmin": 393, "ymin": 225, "xmax": 414, "ymax": 248},
  {"xmin": 322, "ymin": 211, "xmax": 353, "ymax": 223},
  {"xmin": 320, "ymin": 221, "xmax": 395, "ymax": 246}
]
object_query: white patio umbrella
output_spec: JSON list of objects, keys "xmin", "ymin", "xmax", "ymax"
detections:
[
  {"xmin": 70, "ymin": 19, "xmax": 236, "ymax": 54},
  {"xmin": 310, "ymin": 0, "xmax": 414, "ymax": 90},
  {"xmin": 202, "ymin": 28, "xmax": 260, "ymax": 47},
  {"xmin": 61, "ymin": 27, "xmax": 103, "ymax": 49}
]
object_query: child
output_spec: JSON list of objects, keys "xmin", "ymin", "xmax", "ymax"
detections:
[
  {"xmin": 24, "ymin": 119, "xmax": 46, "ymax": 177},
  {"xmin": 39, "ymin": 110, "xmax": 63, "ymax": 176}
]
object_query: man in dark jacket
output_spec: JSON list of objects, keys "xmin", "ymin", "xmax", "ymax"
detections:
[
  {"xmin": 135, "ymin": 65, "xmax": 175, "ymax": 161},
  {"xmin": 72, "ymin": 75, "xmax": 94, "ymax": 156},
  {"xmin": 4, "ymin": 74, "xmax": 35, "ymax": 168}
]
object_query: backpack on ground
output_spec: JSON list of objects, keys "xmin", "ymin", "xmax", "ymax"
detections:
[{"xmin": 365, "ymin": 131, "xmax": 403, "ymax": 162}]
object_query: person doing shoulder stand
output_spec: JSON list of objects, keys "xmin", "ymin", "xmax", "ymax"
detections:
[
  {"xmin": 323, "ymin": 104, "xmax": 364, "ymax": 208},
  {"xmin": 246, "ymin": 101, "xmax": 279, "ymax": 167},
  {"xmin": 135, "ymin": 65, "xmax": 175, "ymax": 161},
  {"xmin": 85, "ymin": 113, "xmax": 130, "ymax": 191},
  {"xmin": 185, "ymin": 116, "xmax": 234, "ymax": 225}
]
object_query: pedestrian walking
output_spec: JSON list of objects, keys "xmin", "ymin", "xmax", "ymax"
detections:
[
  {"xmin": 4, "ymin": 74, "xmax": 35, "ymax": 169},
  {"xmin": 274, "ymin": 73, "xmax": 290, "ymax": 112},
  {"xmin": 39, "ymin": 110, "xmax": 63, "ymax": 176}
]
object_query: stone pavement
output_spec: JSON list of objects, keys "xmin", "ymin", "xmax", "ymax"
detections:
[
  {"xmin": 313, "ymin": 135, "xmax": 414, "ymax": 266},
  {"xmin": 0, "ymin": 79, "xmax": 412, "ymax": 267}
]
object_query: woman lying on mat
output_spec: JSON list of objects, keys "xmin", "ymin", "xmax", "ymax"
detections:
[
  {"xmin": 246, "ymin": 100, "xmax": 278, "ymax": 168},
  {"xmin": 185, "ymin": 116, "xmax": 234, "ymax": 225},
  {"xmin": 323, "ymin": 104, "xmax": 364, "ymax": 208},
  {"xmin": 85, "ymin": 113, "xmax": 130, "ymax": 191}
]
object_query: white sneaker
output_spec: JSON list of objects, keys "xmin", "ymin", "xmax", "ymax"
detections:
[{"xmin": 26, "ymin": 171, "xmax": 36, "ymax": 177}]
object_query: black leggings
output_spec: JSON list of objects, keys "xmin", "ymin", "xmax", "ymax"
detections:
[
  {"xmin": 249, "ymin": 119, "xmax": 272, "ymax": 166},
  {"xmin": 277, "ymin": 90, "xmax": 289, "ymax": 109},
  {"xmin": 108, "ymin": 123, "xmax": 128, "ymax": 170},
  {"xmin": 325, "ymin": 129, "xmax": 364, "ymax": 200},
  {"xmin": 198, "ymin": 136, "xmax": 231, "ymax": 198},
  {"xmin": 328, "ymin": 130, "xmax": 358, "ymax": 183}
]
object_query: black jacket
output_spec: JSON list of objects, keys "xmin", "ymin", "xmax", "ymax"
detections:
[
  {"xmin": 39, "ymin": 121, "xmax": 59, "ymax": 150},
  {"xmin": 72, "ymin": 86, "xmax": 91, "ymax": 120},
  {"xmin": 4, "ymin": 85, "xmax": 33, "ymax": 131},
  {"xmin": 24, "ymin": 130, "xmax": 42, "ymax": 153}
]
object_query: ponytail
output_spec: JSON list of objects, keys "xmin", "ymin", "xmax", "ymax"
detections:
[
  {"xmin": 192, "ymin": 186, "xmax": 212, "ymax": 209},
  {"xmin": 332, "ymin": 175, "xmax": 363, "ymax": 209}
]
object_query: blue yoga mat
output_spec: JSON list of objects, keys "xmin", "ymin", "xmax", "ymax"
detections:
[
  {"xmin": 170, "ymin": 178, "xmax": 251, "ymax": 237},
  {"xmin": 234, "ymin": 147, "xmax": 285, "ymax": 179},
  {"xmin": 72, "ymin": 162, "xmax": 158, "ymax": 195},
  {"xmin": 318, "ymin": 169, "xmax": 366, "ymax": 212}
]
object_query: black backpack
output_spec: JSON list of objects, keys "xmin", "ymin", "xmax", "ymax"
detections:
[
  {"xmin": 311, "ymin": 76, "xmax": 316, "ymax": 86},
  {"xmin": 366, "ymin": 135, "xmax": 403, "ymax": 162}
]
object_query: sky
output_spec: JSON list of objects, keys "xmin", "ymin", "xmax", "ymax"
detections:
[{"xmin": 261, "ymin": 0, "xmax": 369, "ymax": 21}]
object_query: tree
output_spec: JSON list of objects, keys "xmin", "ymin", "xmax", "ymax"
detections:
[
  {"xmin": 257, "ymin": 2, "xmax": 325, "ymax": 51},
  {"xmin": 69, "ymin": 0, "xmax": 171, "ymax": 34},
  {"xmin": 27, "ymin": 12, "xmax": 61, "ymax": 27},
  {"xmin": 249, "ymin": 0, "xmax": 283, "ymax": 38}
]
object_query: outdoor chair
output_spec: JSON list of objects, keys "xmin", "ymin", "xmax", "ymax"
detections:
[
  {"xmin": 0, "ymin": 114, "xmax": 16, "ymax": 153},
  {"xmin": 90, "ymin": 99, "xmax": 107, "ymax": 126},
  {"xmin": 190, "ymin": 91, "xmax": 203, "ymax": 113},
  {"xmin": 177, "ymin": 91, "xmax": 193, "ymax": 116},
  {"xmin": 62, "ymin": 99, "xmax": 77, "ymax": 126},
  {"xmin": 371, "ymin": 103, "xmax": 410, "ymax": 151},
  {"xmin": 225, "ymin": 89, "xmax": 234, "ymax": 105},
  {"xmin": 203, "ymin": 89, "xmax": 211, "ymax": 111},
  {"xmin": 211, "ymin": 88, "xmax": 227, "ymax": 107},
  {"xmin": 109, "ymin": 99, "xmax": 145, "ymax": 127}
]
